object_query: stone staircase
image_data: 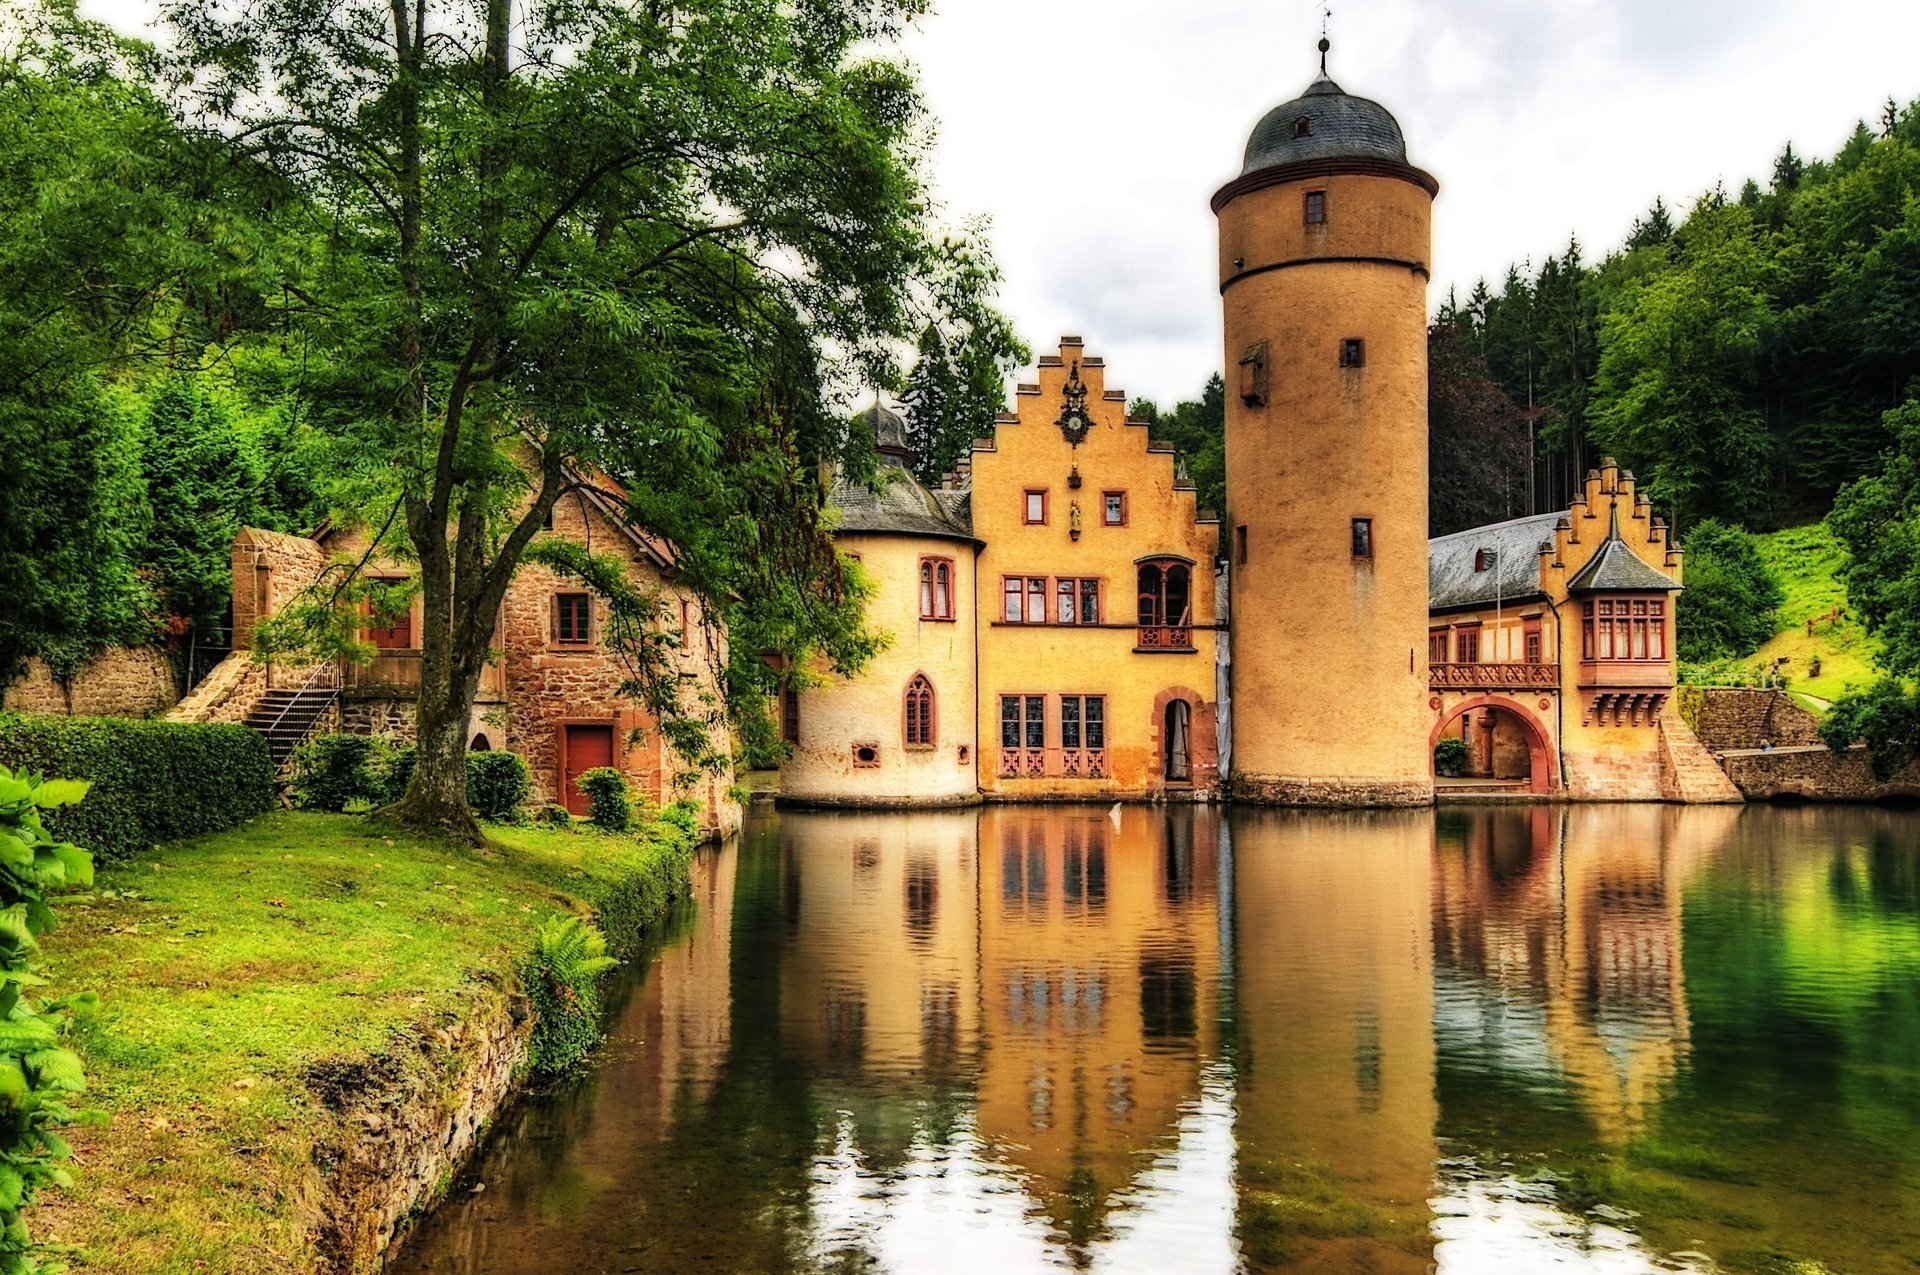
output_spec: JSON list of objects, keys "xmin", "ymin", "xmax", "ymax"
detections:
[
  {"xmin": 1658, "ymin": 704, "xmax": 1746, "ymax": 804},
  {"xmin": 244, "ymin": 684, "xmax": 341, "ymax": 771}
]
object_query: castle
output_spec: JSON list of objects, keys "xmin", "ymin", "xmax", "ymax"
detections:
[
  {"xmin": 776, "ymin": 50, "xmax": 1739, "ymax": 808},
  {"xmin": 130, "ymin": 48, "xmax": 1736, "ymax": 818}
]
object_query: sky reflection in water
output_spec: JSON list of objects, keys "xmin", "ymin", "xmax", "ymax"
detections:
[{"xmin": 394, "ymin": 803, "xmax": 1920, "ymax": 1274}]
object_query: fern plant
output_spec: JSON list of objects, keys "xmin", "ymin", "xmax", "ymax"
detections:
[
  {"xmin": 519, "ymin": 914, "xmax": 618, "ymax": 1074},
  {"xmin": 0, "ymin": 764, "xmax": 97, "ymax": 1274}
]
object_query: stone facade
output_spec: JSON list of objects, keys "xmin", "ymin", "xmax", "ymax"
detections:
[
  {"xmin": 1686, "ymin": 687, "xmax": 1825, "ymax": 751},
  {"xmin": 195, "ymin": 485, "xmax": 739, "ymax": 840},
  {"xmin": 2, "ymin": 648, "xmax": 176, "ymax": 718}
]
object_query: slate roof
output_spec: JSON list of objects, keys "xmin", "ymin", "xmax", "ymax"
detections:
[
  {"xmin": 830, "ymin": 460, "xmax": 975, "ymax": 542},
  {"xmin": 1427, "ymin": 511, "xmax": 1560, "ymax": 612},
  {"xmin": 1566, "ymin": 522, "xmax": 1683, "ymax": 594},
  {"xmin": 1243, "ymin": 73, "xmax": 1408, "ymax": 175}
]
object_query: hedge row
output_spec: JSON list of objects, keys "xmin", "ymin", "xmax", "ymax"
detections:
[{"xmin": 0, "ymin": 712, "xmax": 273, "ymax": 863}]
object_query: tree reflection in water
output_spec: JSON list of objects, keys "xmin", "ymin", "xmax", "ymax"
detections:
[{"xmin": 392, "ymin": 803, "xmax": 1920, "ymax": 1275}]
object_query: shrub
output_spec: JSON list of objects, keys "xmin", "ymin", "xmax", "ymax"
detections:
[
  {"xmin": 289, "ymin": 734, "xmax": 386, "ymax": 813},
  {"xmin": 518, "ymin": 914, "xmax": 618, "ymax": 1073},
  {"xmin": 383, "ymin": 745, "xmax": 417, "ymax": 804},
  {"xmin": 0, "ymin": 765, "xmax": 97, "ymax": 1270},
  {"xmin": 578, "ymin": 767, "xmax": 631, "ymax": 832},
  {"xmin": 1433, "ymin": 737, "xmax": 1470, "ymax": 778},
  {"xmin": 0, "ymin": 712, "xmax": 271, "ymax": 863},
  {"xmin": 533, "ymin": 803, "xmax": 571, "ymax": 828},
  {"xmin": 661, "ymin": 799, "xmax": 700, "ymax": 835},
  {"xmin": 1676, "ymin": 519, "xmax": 1784, "ymax": 663},
  {"xmin": 466, "ymin": 751, "xmax": 530, "ymax": 822}
]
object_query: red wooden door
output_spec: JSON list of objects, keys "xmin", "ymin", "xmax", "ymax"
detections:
[{"xmin": 562, "ymin": 724, "xmax": 615, "ymax": 815}]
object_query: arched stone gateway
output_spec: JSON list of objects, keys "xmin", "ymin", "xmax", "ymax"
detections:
[{"xmin": 1429, "ymin": 695, "xmax": 1556, "ymax": 795}]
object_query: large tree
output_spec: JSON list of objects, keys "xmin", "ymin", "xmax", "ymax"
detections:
[{"xmin": 156, "ymin": 0, "xmax": 1017, "ymax": 839}]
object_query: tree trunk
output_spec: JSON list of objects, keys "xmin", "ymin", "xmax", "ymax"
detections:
[{"xmin": 386, "ymin": 675, "xmax": 482, "ymax": 843}]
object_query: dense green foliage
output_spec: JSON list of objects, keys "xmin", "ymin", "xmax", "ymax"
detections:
[
  {"xmin": 1824, "ymin": 398, "xmax": 1920, "ymax": 773},
  {"xmin": 1428, "ymin": 325, "xmax": 1532, "ymax": 535},
  {"xmin": 287, "ymin": 734, "xmax": 388, "ymax": 813},
  {"xmin": 899, "ymin": 242, "xmax": 1026, "ymax": 486},
  {"xmin": 517, "ymin": 913, "xmax": 620, "ymax": 1074},
  {"xmin": 1442, "ymin": 97, "xmax": 1920, "ymax": 529},
  {"xmin": 0, "ymin": 766, "xmax": 96, "ymax": 1275},
  {"xmin": 578, "ymin": 767, "xmax": 632, "ymax": 833},
  {"xmin": 0, "ymin": 714, "xmax": 269, "ymax": 864},
  {"xmin": 292, "ymin": 735, "xmax": 533, "ymax": 820},
  {"xmin": 1130, "ymin": 374, "xmax": 1226, "ymax": 530},
  {"xmin": 1433, "ymin": 737, "xmax": 1469, "ymax": 778},
  {"xmin": 139, "ymin": 0, "xmax": 1020, "ymax": 838},
  {"xmin": 464, "ymin": 751, "xmax": 530, "ymax": 823},
  {"xmin": 1673, "ymin": 519, "xmax": 1785, "ymax": 662}
]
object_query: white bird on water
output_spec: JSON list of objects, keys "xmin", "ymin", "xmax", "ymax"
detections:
[{"xmin": 1108, "ymin": 802, "xmax": 1122, "ymax": 827}]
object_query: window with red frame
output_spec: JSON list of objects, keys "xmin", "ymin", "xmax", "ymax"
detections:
[
  {"xmin": 1102, "ymin": 491, "xmax": 1127, "ymax": 526},
  {"xmin": 1428, "ymin": 629, "xmax": 1449, "ymax": 664},
  {"xmin": 920, "ymin": 557, "xmax": 954, "ymax": 620},
  {"xmin": 1582, "ymin": 597, "xmax": 1665, "ymax": 660},
  {"xmin": 1456, "ymin": 624, "xmax": 1481, "ymax": 663},
  {"xmin": 1023, "ymin": 489, "xmax": 1048, "ymax": 525},
  {"xmin": 1524, "ymin": 619, "xmax": 1543, "ymax": 664},
  {"xmin": 1056, "ymin": 578, "xmax": 1101, "ymax": 625},
  {"xmin": 1003, "ymin": 576, "xmax": 1048, "ymax": 623},
  {"xmin": 904, "ymin": 674, "xmax": 935, "ymax": 747},
  {"xmin": 554, "ymin": 592, "xmax": 592, "ymax": 645}
]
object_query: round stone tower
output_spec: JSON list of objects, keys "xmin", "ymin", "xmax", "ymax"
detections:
[{"xmin": 1213, "ymin": 43, "xmax": 1436, "ymax": 806}]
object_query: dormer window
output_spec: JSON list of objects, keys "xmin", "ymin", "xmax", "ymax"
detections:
[
  {"xmin": 1292, "ymin": 116, "xmax": 1313, "ymax": 139},
  {"xmin": 1474, "ymin": 549, "xmax": 1493, "ymax": 572}
]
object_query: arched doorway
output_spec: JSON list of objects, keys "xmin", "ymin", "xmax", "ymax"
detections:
[
  {"xmin": 1429, "ymin": 696, "xmax": 1555, "ymax": 794},
  {"xmin": 1164, "ymin": 699, "xmax": 1192, "ymax": 784}
]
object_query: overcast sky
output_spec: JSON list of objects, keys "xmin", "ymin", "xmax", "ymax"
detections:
[{"xmin": 78, "ymin": 0, "xmax": 1920, "ymax": 406}]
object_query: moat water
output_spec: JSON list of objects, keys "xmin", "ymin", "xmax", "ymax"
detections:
[{"xmin": 395, "ymin": 802, "xmax": 1920, "ymax": 1274}]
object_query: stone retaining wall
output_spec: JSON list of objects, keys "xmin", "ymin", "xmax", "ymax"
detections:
[
  {"xmin": 2, "ymin": 649, "xmax": 177, "ymax": 718},
  {"xmin": 1689, "ymin": 687, "xmax": 1823, "ymax": 751},
  {"xmin": 1721, "ymin": 745, "xmax": 1920, "ymax": 802}
]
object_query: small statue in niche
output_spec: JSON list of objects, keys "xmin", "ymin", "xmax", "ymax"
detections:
[{"xmin": 1069, "ymin": 501, "xmax": 1083, "ymax": 540}]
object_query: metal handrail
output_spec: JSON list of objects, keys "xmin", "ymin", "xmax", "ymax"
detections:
[{"xmin": 260, "ymin": 661, "xmax": 342, "ymax": 739}]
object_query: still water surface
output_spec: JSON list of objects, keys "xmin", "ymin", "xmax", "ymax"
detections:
[{"xmin": 397, "ymin": 803, "xmax": 1920, "ymax": 1273}]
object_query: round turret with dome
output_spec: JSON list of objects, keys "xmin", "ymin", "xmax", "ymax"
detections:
[
  {"xmin": 1241, "ymin": 40, "xmax": 1409, "ymax": 174},
  {"xmin": 1214, "ymin": 39, "xmax": 1437, "ymax": 808}
]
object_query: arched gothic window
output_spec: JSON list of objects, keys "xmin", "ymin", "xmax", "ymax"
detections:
[{"xmin": 904, "ymin": 674, "xmax": 936, "ymax": 747}]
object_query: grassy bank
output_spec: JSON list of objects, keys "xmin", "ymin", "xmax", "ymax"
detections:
[
  {"xmin": 1748, "ymin": 523, "xmax": 1879, "ymax": 705},
  {"xmin": 32, "ymin": 809, "xmax": 695, "ymax": 1274}
]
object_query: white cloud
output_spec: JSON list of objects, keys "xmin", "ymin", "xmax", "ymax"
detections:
[{"xmin": 73, "ymin": 0, "xmax": 1920, "ymax": 405}]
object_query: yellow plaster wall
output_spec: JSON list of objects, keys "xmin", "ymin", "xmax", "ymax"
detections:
[
  {"xmin": 1218, "ymin": 172, "xmax": 1434, "ymax": 805},
  {"xmin": 781, "ymin": 528, "xmax": 980, "ymax": 805},
  {"xmin": 971, "ymin": 340, "xmax": 1221, "ymax": 798}
]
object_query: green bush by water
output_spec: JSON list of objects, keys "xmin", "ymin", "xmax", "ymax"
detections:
[
  {"xmin": 518, "ymin": 914, "xmax": 619, "ymax": 1073},
  {"xmin": 1434, "ymin": 737, "xmax": 1470, "ymax": 778},
  {"xmin": 0, "ymin": 712, "xmax": 270, "ymax": 863},
  {"xmin": 291, "ymin": 735, "xmax": 531, "ymax": 821}
]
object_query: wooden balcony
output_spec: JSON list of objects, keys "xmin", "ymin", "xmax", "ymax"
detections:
[
  {"xmin": 1576, "ymin": 660, "xmax": 1674, "ymax": 691},
  {"xmin": 1430, "ymin": 662, "xmax": 1560, "ymax": 690},
  {"xmin": 1135, "ymin": 625, "xmax": 1194, "ymax": 652}
]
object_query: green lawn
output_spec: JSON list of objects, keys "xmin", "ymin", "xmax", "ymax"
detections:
[
  {"xmin": 1748, "ymin": 523, "xmax": 1881, "ymax": 705},
  {"xmin": 32, "ymin": 810, "xmax": 692, "ymax": 1274}
]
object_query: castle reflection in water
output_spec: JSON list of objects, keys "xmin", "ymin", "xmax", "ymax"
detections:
[{"xmin": 396, "ymin": 801, "xmax": 1920, "ymax": 1275}]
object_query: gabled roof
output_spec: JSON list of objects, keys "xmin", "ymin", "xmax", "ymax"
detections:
[{"xmin": 1428, "ymin": 511, "xmax": 1560, "ymax": 612}]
